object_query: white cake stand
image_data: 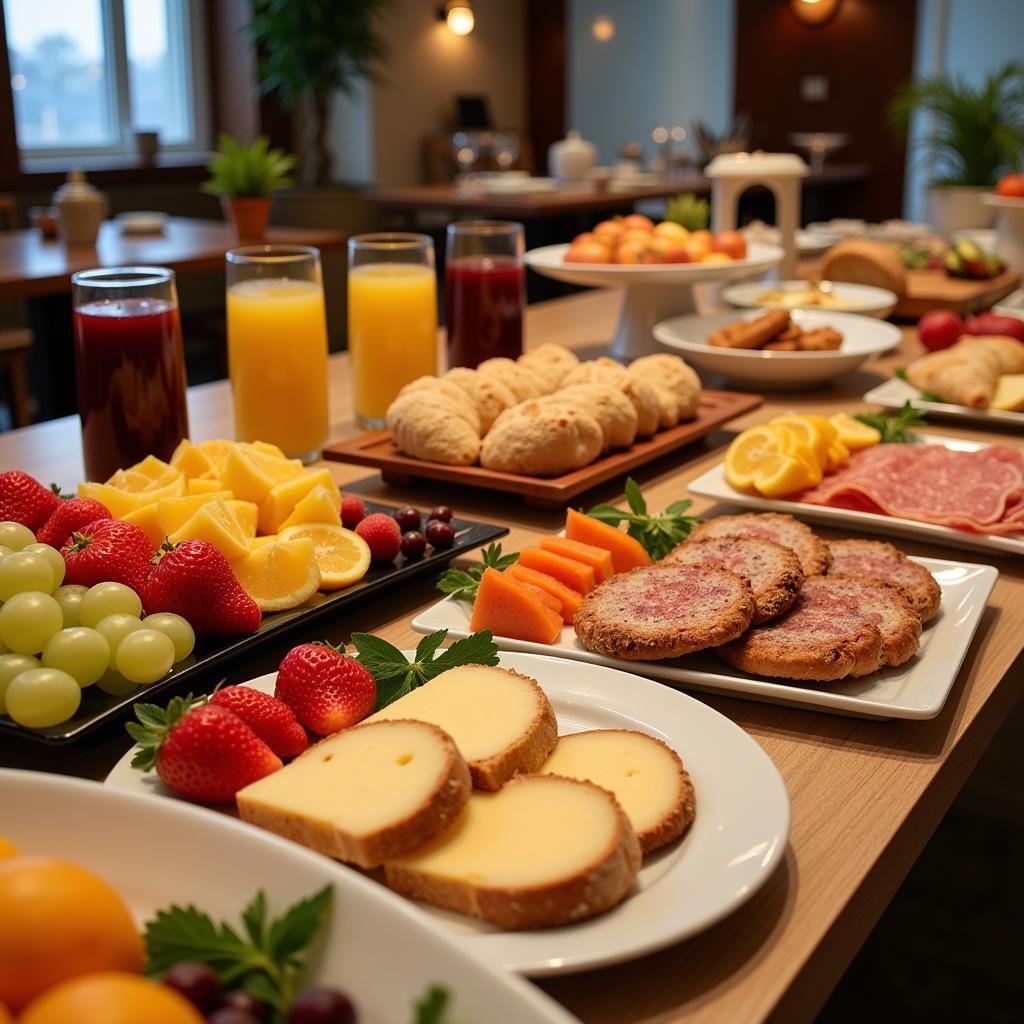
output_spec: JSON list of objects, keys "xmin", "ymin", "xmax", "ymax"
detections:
[{"xmin": 524, "ymin": 242, "xmax": 783, "ymax": 360}]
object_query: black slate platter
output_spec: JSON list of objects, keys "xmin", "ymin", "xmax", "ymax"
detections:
[{"xmin": 3, "ymin": 501, "xmax": 506, "ymax": 744}]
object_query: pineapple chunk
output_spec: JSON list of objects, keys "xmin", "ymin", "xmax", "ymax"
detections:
[
  {"xmin": 169, "ymin": 497, "xmax": 250, "ymax": 561},
  {"xmin": 278, "ymin": 484, "xmax": 343, "ymax": 530},
  {"xmin": 122, "ymin": 503, "xmax": 164, "ymax": 550},
  {"xmin": 258, "ymin": 469, "xmax": 339, "ymax": 534}
]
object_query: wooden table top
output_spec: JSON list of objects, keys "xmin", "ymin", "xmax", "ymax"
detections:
[
  {"xmin": 0, "ymin": 217, "xmax": 346, "ymax": 300},
  {"xmin": 363, "ymin": 165, "xmax": 870, "ymax": 219},
  {"xmin": 1, "ymin": 289, "xmax": 1020, "ymax": 1024}
]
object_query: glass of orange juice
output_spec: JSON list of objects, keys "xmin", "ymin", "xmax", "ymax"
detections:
[
  {"xmin": 348, "ymin": 233, "xmax": 438, "ymax": 429},
  {"xmin": 226, "ymin": 245, "xmax": 329, "ymax": 460}
]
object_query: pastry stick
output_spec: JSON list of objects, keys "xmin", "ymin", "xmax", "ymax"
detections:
[{"xmin": 708, "ymin": 309, "xmax": 790, "ymax": 349}]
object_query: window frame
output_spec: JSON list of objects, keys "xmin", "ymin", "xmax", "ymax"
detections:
[{"xmin": 5, "ymin": 0, "xmax": 211, "ymax": 161}]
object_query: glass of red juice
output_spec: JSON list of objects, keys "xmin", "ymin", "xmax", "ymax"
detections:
[
  {"xmin": 71, "ymin": 267, "xmax": 190, "ymax": 482},
  {"xmin": 445, "ymin": 220, "xmax": 525, "ymax": 368}
]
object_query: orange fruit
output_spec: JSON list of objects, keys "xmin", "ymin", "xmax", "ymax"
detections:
[
  {"xmin": 278, "ymin": 523, "xmax": 371, "ymax": 590},
  {"xmin": 0, "ymin": 856, "xmax": 143, "ymax": 1011},
  {"xmin": 0, "ymin": 1001, "xmax": 10, "ymax": 1024},
  {"xmin": 230, "ymin": 537, "xmax": 321, "ymax": 611},
  {"xmin": 0, "ymin": 836, "xmax": 18, "ymax": 861},
  {"xmin": 19, "ymin": 972, "xmax": 203, "ymax": 1024}
]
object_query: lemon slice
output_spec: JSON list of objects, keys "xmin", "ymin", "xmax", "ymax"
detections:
[
  {"xmin": 825, "ymin": 438, "xmax": 851, "ymax": 471},
  {"xmin": 770, "ymin": 415, "xmax": 829, "ymax": 473},
  {"xmin": 231, "ymin": 537, "xmax": 321, "ymax": 611},
  {"xmin": 829, "ymin": 412, "xmax": 882, "ymax": 450},
  {"xmin": 774, "ymin": 424, "xmax": 824, "ymax": 485},
  {"xmin": 279, "ymin": 523, "xmax": 372, "ymax": 590},
  {"xmin": 753, "ymin": 452, "xmax": 817, "ymax": 498},
  {"xmin": 724, "ymin": 425, "xmax": 784, "ymax": 491}
]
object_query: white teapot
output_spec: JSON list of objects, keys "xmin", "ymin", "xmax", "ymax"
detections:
[
  {"xmin": 54, "ymin": 169, "xmax": 108, "ymax": 247},
  {"xmin": 548, "ymin": 130, "xmax": 597, "ymax": 183}
]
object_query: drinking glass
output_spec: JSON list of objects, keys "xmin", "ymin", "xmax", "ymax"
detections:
[
  {"xmin": 452, "ymin": 130, "xmax": 481, "ymax": 179},
  {"xmin": 445, "ymin": 220, "xmax": 525, "ymax": 369},
  {"xmin": 72, "ymin": 266, "xmax": 189, "ymax": 482},
  {"xmin": 491, "ymin": 131, "xmax": 521, "ymax": 171},
  {"xmin": 226, "ymin": 245, "xmax": 329, "ymax": 461},
  {"xmin": 348, "ymin": 233, "xmax": 438, "ymax": 429}
]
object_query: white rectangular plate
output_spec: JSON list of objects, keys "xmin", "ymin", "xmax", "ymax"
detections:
[
  {"xmin": 687, "ymin": 435, "xmax": 1024, "ymax": 558},
  {"xmin": 412, "ymin": 556, "xmax": 997, "ymax": 720},
  {"xmin": 864, "ymin": 376, "xmax": 1024, "ymax": 429}
]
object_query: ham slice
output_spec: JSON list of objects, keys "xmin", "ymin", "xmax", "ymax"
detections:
[{"xmin": 795, "ymin": 443, "xmax": 1024, "ymax": 537}]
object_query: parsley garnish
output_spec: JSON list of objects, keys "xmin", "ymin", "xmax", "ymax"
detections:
[
  {"xmin": 854, "ymin": 401, "xmax": 928, "ymax": 444},
  {"xmin": 414, "ymin": 984, "xmax": 453, "ymax": 1023},
  {"xmin": 586, "ymin": 477, "xmax": 702, "ymax": 561},
  {"xmin": 351, "ymin": 628, "xmax": 499, "ymax": 710},
  {"xmin": 144, "ymin": 887, "xmax": 332, "ymax": 1023},
  {"xmin": 436, "ymin": 543, "xmax": 518, "ymax": 602}
]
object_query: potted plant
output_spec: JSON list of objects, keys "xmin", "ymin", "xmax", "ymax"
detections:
[
  {"xmin": 889, "ymin": 61, "xmax": 1024, "ymax": 236},
  {"xmin": 249, "ymin": 0, "xmax": 393, "ymax": 186},
  {"xmin": 203, "ymin": 134, "xmax": 296, "ymax": 241}
]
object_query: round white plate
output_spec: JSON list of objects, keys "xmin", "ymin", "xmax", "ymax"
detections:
[
  {"xmin": 106, "ymin": 651, "xmax": 790, "ymax": 977},
  {"xmin": 481, "ymin": 176, "xmax": 556, "ymax": 195},
  {"xmin": 720, "ymin": 280, "xmax": 897, "ymax": 319},
  {"xmin": 653, "ymin": 308, "xmax": 901, "ymax": 390},
  {"xmin": 115, "ymin": 211, "xmax": 168, "ymax": 233},
  {"xmin": 524, "ymin": 241, "xmax": 784, "ymax": 288},
  {"xmin": 742, "ymin": 228, "xmax": 840, "ymax": 256},
  {"xmin": 1, "ymin": 769, "xmax": 575, "ymax": 1022}
]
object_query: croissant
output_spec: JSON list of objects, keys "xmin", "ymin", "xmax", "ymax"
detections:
[{"xmin": 907, "ymin": 335, "xmax": 1024, "ymax": 408}]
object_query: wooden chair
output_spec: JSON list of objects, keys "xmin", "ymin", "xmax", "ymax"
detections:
[{"xmin": 0, "ymin": 193, "xmax": 32, "ymax": 428}]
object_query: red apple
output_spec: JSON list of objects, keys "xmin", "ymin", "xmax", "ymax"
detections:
[
  {"xmin": 712, "ymin": 230, "xmax": 747, "ymax": 260},
  {"xmin": 996, "ymin": 172, "xmax": 1024, "ymax": 198},
  {"xmin": 621, "ymin": 214, "xmax": 654, "ymax": 232},
  {"xmin": 918, "ymin": 309, "xmax": 962, "ymax": 351},
  {"xmin": 616, "ymin": 239, "xmax": 647, "ymax": 264},
  {"xmin": 963, "ymin": 312, "xmax": 1024, "ymax": 342},
  {"xmin": 593, "ymin": 219, "xmax": 625, "ymax": 240}
]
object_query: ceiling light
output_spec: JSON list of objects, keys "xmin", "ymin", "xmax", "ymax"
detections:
[
  {"xmin": 791, "ymin": 0, "xmax": 841, "ymax": 27},
  {"xmin": 592, "ymin": 16, "xmax": 615, "ymax": 41}
]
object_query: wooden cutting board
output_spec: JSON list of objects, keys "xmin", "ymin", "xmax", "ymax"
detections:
[{"xmin": 894, "ymin": 268, "xmax": 1021, "ymax": 319}]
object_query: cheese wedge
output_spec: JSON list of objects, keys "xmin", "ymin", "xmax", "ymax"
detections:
[
  {"xmin": 991, "ymin": 373, "xmax": 1024, "ymax": 411},
  {"xmin": 385, "ymin": 774, "xmax": 642, "ymax": 929},
  {"xmin": 236, "ymin": 719, "xmax": 471, "ymax": 868},
  {"xmin": 540, "ymin": 730, "xmax": 695, "ymax": 854},
  {"xmin": 368, "ymin": 665, "xmax": 557, "ymax": 790}
]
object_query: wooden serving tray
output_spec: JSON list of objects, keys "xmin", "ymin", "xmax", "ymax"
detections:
[
  {"xmin": 324, "ymin": 389, "xmax": 762, "ymax": 508},
  {"xmin": 894, "ymin": 268, "xmax": 1021, "ymax": 319}
]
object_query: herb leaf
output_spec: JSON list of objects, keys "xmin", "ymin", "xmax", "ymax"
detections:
[
  {"xmin": 436, "ymin": 543, "xmax": 518, "ymax": 602},
  {"xmin": 854, "ymin": 401, "xmax": 927, "ymax": 443},
  {"xmin": 587, "ymin": 477, "xmax": 702, "ymax": 560},
  {"xmin": 414, "ymin": 984, "xmax": 452, "ymax": 1024},
  {"xmin": 351, "ymin": 629, "xmax": 500, "ymax": 710}
]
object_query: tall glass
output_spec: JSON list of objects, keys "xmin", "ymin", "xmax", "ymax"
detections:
[
  {"xmin": 348, "ymin": 233, "xmax": 437, "ymax": 429},
  {"xmin": 71, "ymin": 266, "xmax": 189, "ymax": 482},
  {"xmin": 226, "ymin": 245, "xmax": 329, "ymax": 460},
  {"xmin": 445, "ymin": 221, "xmax": 525, "ymax": 369}
]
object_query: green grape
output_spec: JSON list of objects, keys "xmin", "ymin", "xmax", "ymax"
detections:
[
  {"xmin": 42, "ymin": 627, "xmax": 110, "ymax": 688},
  {"xmin": 96, "ymin": 668, "xmax": 140, "ymax": 697},
  {"xmin": 0, "ymin": 592, "xmax": 64, "ymax": 654},
  {"xmin": 0, "ymin": 653, "xmax": 40, "ymax": 714},
  {"xmin": 0, "ymin": 552, "xmax": 55, "ymax": 601},
  {"xmin": 142, "ymin": 612, "xmax": 196, "ymax": 663},
  {"xmin": 79, "ymin": 582, "xmax": 143, "ymax": 628},
  {"xmin": 0, "ymin": 522, "xmax": 35, "ymax": 551},
  {"xmin": 115, "ymin": 628, "xmax": 175, "ymax": 685},
  {"xmin": 0, "ymin": 545, "xmax": 13, "ymax": 559},
  {"xmin": 53, "ymin": 584, "xmax": 89, "ymax": 627},
  {"xmin": 93, "ymin": 614, "xmax": 144, "ymax": 665},
  {"xmin": 5, "ymin": 667, "xmax": 82, "ymax": 727},
  {"xmin": 23, "ymin": 543, "xmax": 66, "ymax": 589}
]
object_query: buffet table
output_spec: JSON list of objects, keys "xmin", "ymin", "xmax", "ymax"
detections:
[{"xmin": 1, "ymin": 289, "xmax": 1021, "ymax": 1024}]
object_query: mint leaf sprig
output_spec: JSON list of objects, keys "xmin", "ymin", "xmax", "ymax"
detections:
[
  {"xmin": 587, "ymin": 477, "xmax": 702, "ymax": 561},
  {"xmin": 351, "ymin": 628, "xmax": 499, "ymax": 710},
  {"xmin": 436, "ymin": 543, "xmax": 518, "ymax": 602},
  {"xmin": 854, "ymin": 401, "xmax": 927, "ymax": 444},
  {"xmin": 144, "ymin": 886, "xmax": 332, "ymax": 1023}
]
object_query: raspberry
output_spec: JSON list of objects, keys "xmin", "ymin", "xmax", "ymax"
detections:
[
  {"xmin": 354, "ymin": 512, "xmax": 401, "ymax": 562},
  {"xmin": 340, "ymin": 495, "xmax": 366, "ymax": 530}
]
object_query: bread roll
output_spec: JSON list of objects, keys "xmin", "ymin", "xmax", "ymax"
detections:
[
  {"xmin": 544, "ymin": 383, "xmax": 638, "ymax": 450},
  {"xmin": 398, "ymin": 376, "xmax": 481, "ymax": 434},
  {"xmin": 518, "ymin": 343, "xmax": 580, "ymax": 392},
  {"xmin": 820, "ymin": 240, "xmax": 907, "ymax": 297},
  {"xmin": 480, "ymin": 400, "xmax": 603, "ymax": 475},
  {"xmin": 476, "ymin": 357, "xmax": 545, "ymax": 402},
  {"xmin": 443, "ymin": 367, "xmax": 517, "ymax": 434},
  {"xmin": 628, "ymin": 353, "xmax": 701, "ymax": 420},
  {"xmin": 561, "ymin": 360, "xmax": 661, "ymax": 437},
  {"xmin": 386, "ymin": 390, "xmax": 481, "ymax": 465}
]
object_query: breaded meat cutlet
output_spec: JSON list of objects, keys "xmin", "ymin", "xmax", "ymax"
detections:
[
  {"xmin": 688, "ymin": 512, "xmax": 831, "ymax": 577},
  {"xmin": 825, "ymin": 539, "xmax": 941, "ymax": 624},
  {"xmin": 574, "ymin": 564, "xmax": 755, "ymax": 661},
  {"xmin": 663, "ymin": 536, "xmax": 804, "ymax": 624}
]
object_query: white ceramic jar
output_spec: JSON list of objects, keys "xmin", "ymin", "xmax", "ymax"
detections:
[{"xmin": 548, "ymin": 130, "xmax": 597, "ymax": 183}]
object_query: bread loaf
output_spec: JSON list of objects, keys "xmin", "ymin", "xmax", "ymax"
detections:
[
  {"xmin": 480, "ymin": 400, "xmax": 603, "ymax": 475},
  {"xmin": 386, "ymin": 390, "xmax": 481, "ymax": 465}
]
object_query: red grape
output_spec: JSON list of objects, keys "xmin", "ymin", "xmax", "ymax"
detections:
[
  {"xmin": 161, "ymin": 961, "xmax": 221, "ymax": 1012},
  {"xmin": 400, "ymin": 530, "xmax": 427, "ymax": 560},
  {"xmin": 209, "ymin": 1008, "xmax": 262, "ymax": 1024},
  {"xmin": 222, "ymin": 991, "xmax": 270, "ymax": 1022},
  {"xmin": 428, "ymin": 505, "xmax": 454, "ymax": 522},
  {"xmin": 425, "ymin": 520, "xmax": 455, "ymax": 549},
  {"xmin": 288, "ymin": 987, "xmax": 357, "ymax": 1024},
  {"xmin": 393, "ymin": 506, "xmax": 422, "ymax": 533}
]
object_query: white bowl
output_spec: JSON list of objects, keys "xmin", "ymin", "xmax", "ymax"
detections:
[
  {"xmin": 652, "ymin": 308, "xmax": 901, "ymax": 390},
  {"xmin": 720, "ymin": 279, "xmax": 897, "ymax": 319}
]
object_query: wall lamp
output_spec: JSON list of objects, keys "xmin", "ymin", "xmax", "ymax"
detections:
[
  {"xmin": 791, "ymin": 0, "xmax": 841, "ymax": 28},
  {"xmin": 440, "ymin": 0, "xmax": 475, "ymax": 36}
]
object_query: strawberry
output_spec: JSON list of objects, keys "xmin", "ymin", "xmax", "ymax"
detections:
[
  {"xmin": 209, "ymin": 685, "xmax": 308, "ymax": 759},
  {"xmin": 340, "ymin": 495, "xmax": 366, "ymax": 530},
  {"xmin": 61, "ymin": 518, "xmax": 153, "ymax": 591},
  {"xmin": 127, "ymin": 695, "xmax": 282, "ymax": 803},
  {"xmin": 143, "ymin": 539, "xmax": 261, "ymax": 636},
  {"xmin": 0, "ymin": 471, "xmax": 60, "ymax": 531},
  {"xmin": 37, "ymin": 497, "xmax": 111, "ymax": 548},
  {"xmin": 354, "ymin": 512, "xmax": 401, "ymax": 562},
  {"xmin": 275, "ymin": 642, "xmax": 376, "ymax": 735}
]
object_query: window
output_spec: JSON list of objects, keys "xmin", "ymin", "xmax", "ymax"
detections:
[{"xmin": 3, "ymin": 0, "xmax": 209, "ymax": 158}]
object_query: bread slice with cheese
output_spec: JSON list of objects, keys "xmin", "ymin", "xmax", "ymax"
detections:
[
  {"xmin": 539, "ymin": 730, "xmax": 696, "ymax": 854},
  {"xmin": 236, "ymin": 719, "xmax": 471, "ymax": 869},
  {"xmin": 368, "ymin": 665, "xmax": 558, "ymax": 790},
  {"xmin": 384, "ymin": 773, "xmax": 642, "ymax": 929}
]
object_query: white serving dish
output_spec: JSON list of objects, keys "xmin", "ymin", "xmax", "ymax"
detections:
[
  {"xmin": 720, "ymin": 280, "xmax": 897, "ymax": 319},
  {"xmin": 688, "ymin": 435, "xmax": 1023, "ymax": 557},
  {"xmin": 107, "ymin": 652, "xmax": 790, "ymax": 977},
  {"xmin": 742, "ymin": 226, "xmax": 841, "ymax": 256},
  {"xmin": 0, "ymin": 769, "xmax": 575, "ymax": 1022},
  {"xmin": 864, "ymin": 377, "xmax": 1024, "ymax": 430},
  {"xmin": 115, "ymin": 211, "xmax": 168, "ymax": 233},
  {"xmin": 481, "ymin": 176, "xmax": 557, "ymax": 195},
  {"xmin": 652, "ymin": 309, "xmax": 901, "ymax": 390},
  {"xmin": 410, "ymin": 560, "xmax": 996, "ymax": 721}
]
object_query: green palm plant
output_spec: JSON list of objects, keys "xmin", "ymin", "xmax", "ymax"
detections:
[
  {"xmin": 202, "ymin": 134, "xmax": 296, "ymax": 198},
  {"xmin": 888, "ymin": 61, "xmax": 1024, "ymax": 187}
]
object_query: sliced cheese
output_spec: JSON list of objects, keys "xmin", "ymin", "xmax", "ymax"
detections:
[{"xmin": 991, "ymin": 373, "xmax": 1024, "ymax": 412}]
